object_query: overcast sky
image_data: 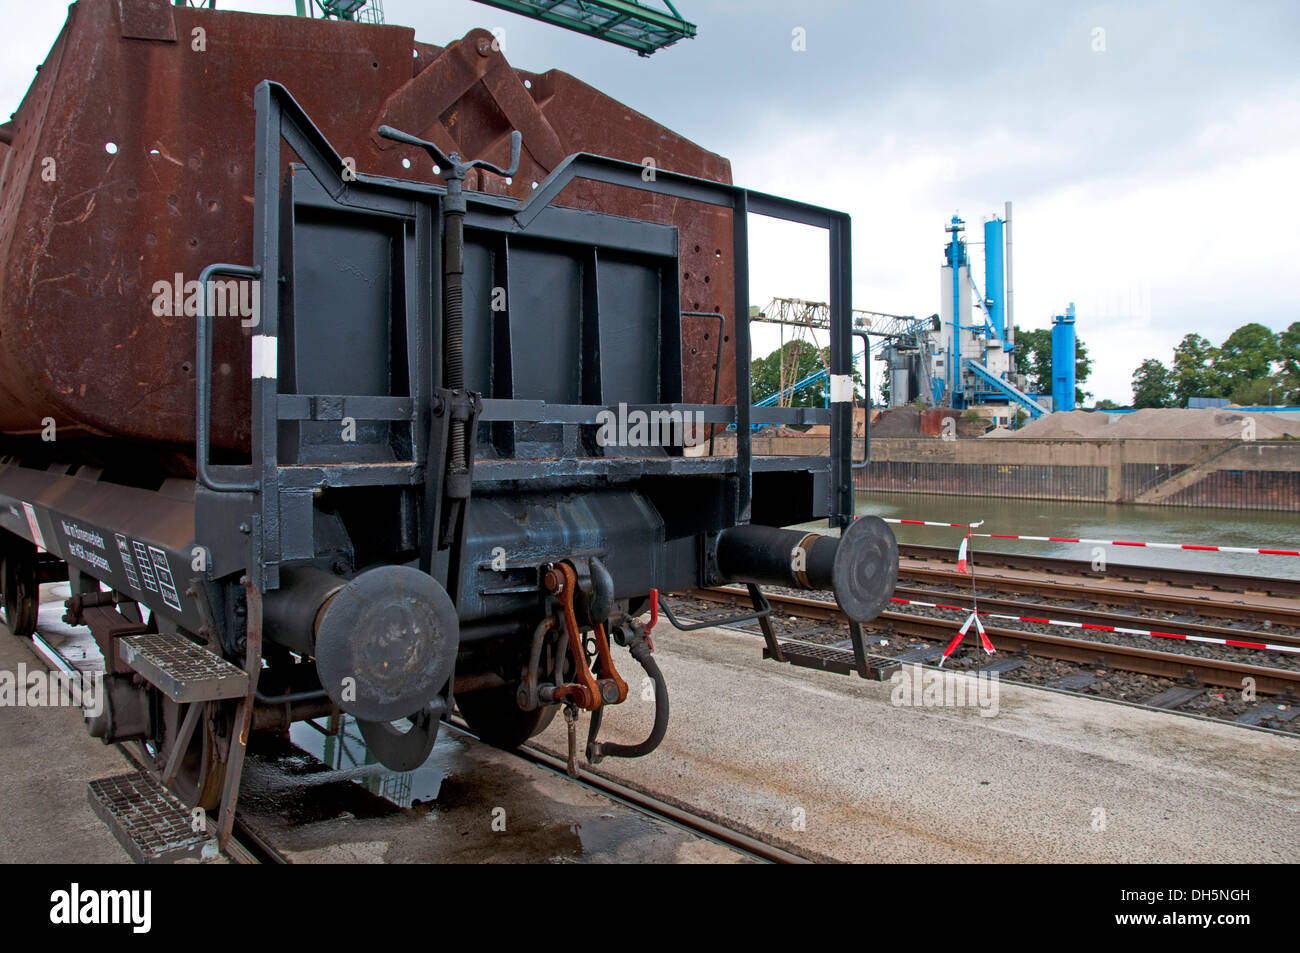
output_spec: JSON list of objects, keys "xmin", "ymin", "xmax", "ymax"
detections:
[{"xmin": 4, "ymin": 0, "xmax": 1297, "ymax": 403}]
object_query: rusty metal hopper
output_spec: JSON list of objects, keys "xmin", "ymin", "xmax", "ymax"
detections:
[{"xmin": 0, "ymin": 0, "xmax": 735, "ymax": 467}]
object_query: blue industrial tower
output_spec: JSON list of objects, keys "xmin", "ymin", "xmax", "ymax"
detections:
[
  {"xmin": 943, "ymin": 214, "xmax": 966, "ymax": 404},
  {"xmin": 926, "ymin": 205, "xmax": 1048, "ymax": 421},
  {"xmin": 983, "ymin": 217, "xmax": 1006, "ymax": 342},
  {"xmin": 1051, "ymin": 303, "xmax": 1077, "ymax": 412}
]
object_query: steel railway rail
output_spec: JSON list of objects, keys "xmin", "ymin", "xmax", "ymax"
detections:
[
  {"xmin": 897, "ymin": 562, "xmax": 1300, "ymax": 627},
  {"xmin": 888, "ymin": 585, "xmax": 1300, "ymax": 650},
  {"xmin": 228, "ymin": 716, "xmax": 811, "ymax": 865},
  {"xmin": 444, "ymin": 717, "xmax": 812, "ymax": 864},
  {"xmin": 898, "ymin": 543, "xmax": 1300, "ymax": 599},
  {"xmin": 690, "ymin": 587, "xmax": 1300, "ymax": 696}
]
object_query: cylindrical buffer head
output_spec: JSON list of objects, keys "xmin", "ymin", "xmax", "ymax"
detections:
[
  {"xmin": 831, "ymin": 515, "xmax": 898, "ymax": 622},
  {"xmin": 313, "ymin": 566, "xmax": 459, "ymax": 723},
  {"xmin": 713, "ymin": 516, "xmax": 897, "ymax": 622}
]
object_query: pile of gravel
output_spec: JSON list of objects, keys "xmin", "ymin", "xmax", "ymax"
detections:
[
  {"xmin": 871, "ymin": 405, "xmax": 924, "ymax": 437},
  {"xmin": 987, "ymin": 408, "xmax": 1300, "ymax": 440}
]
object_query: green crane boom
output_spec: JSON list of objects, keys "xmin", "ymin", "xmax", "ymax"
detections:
[{"xmin": 468, "ymin": 0, "xmax": 696, "ymax": 55}]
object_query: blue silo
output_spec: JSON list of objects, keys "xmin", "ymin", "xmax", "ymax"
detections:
[
  {"xmin": 1051, "ymin": 303, "xmax": 1077, "ymax": 412},
  {"xmin": 983, "ymin": 217, "xmax": 1006, "ymax": 344}
]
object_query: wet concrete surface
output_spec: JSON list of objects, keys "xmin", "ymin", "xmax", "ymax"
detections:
[
  {"xmin": 5, "ymin": 586, "xmax": 747, "ymax": 864},
  {"xmin": 534, "ymin": 621, "xmax": 1300, "ymax": 862},
  {"xmin": 237, "ymin": 720, "xmax": 749, "ymax": 863},
  {"xmin": 15, "ymin": 579, "xmax": 1297, "ymax": 864}
]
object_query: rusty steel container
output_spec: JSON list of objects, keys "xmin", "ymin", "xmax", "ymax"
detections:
[{"xmin": 0, "ymin": 0, "xmax": 735, "ymax": 463}]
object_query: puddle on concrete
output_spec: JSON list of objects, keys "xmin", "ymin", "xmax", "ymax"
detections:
[
  {"xmin": 243, "ymin": 715, "xmax": 745, "ymax": 862},
  {"xmin": 240, "ymin": 745, "xmax": 399, "ymax": 826},
  {"xmin": 249, "ymin": 724, "xmax": 645, "ymax": 862},
  {"xmin": 569, "ymin": 813, "xmax": 660, "ymax": 855},
  {"xmin": 288, "ymin": 715, "xmax": 464, "ymax": 808}
]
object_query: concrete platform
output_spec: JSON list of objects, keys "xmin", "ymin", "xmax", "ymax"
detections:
[
  {"xmin": 0, "ymin": 595, "xmax": 131, "ymax": 863},
  {"xmin": 9, "ymin": 582, "xmax": 1298, "ymax": 864},
  {"xmin": 236, "ymin": 723, "xmax": 749, "ymax": 863},
  {"xmin": 1, "ymin": 587, "xmax": 748, "ymax": 864},
  {"xmin": 537, "ymin": 623, "xmax": 1300, "ymax": 862}
]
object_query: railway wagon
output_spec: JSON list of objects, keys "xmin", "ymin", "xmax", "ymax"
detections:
[{"xmin": 0, "ymin": 0, "xmax": 896, "ymax": 846}]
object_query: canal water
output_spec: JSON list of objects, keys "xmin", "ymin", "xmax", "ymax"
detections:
[{"xmin": 850, "ymin": 491, "xmax": 1300, "ymax": 581}]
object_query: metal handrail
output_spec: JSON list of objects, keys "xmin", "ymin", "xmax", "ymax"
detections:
[{"xmin": 196, "ymin": 262, "xmax": 262, "ymax": 492}]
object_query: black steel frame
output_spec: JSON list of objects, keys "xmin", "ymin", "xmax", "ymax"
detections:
[{"xmin": 196, "ymin": 81, "xmax": 860, "ymax": 595}]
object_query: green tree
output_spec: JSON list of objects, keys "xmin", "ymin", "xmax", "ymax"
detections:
[
  {"xmin": 1230, "ymin": 376, "xmax": 1286, "ymax": 406},
  {"xmin": 1279, "ymin": 321, "xmax": 1300, "ymax": 403},
  {"xmin": 1014, "ymin": 327, "xmax": 1092, "ymax": 404},
  {"xmin": 750, "ymin": 340, "xmax": 860, "ymax": 407},
  {"xmin": 1016, "ymin": 328, "xmax": 1052, "ymax": 393},
  {"xmin": 1094, "ymin": 398, "xmax": 1123, "ymax": 410},
  {"xmin": 1279, "ymin": 321, "xmax": 1300, "ymax": 375},
  {"xmin": 1171, "ymin": 333, "xmax": 1225, "ymax": 406},
  {"xmin": 1131, "ymin": 358, "xmax": 1175, "ymax": 408},
  {"xmin": 1150, "ymin": 323, "xmax": 1291, "ymax": 406},
  {"xmin": 1217, "ymin": 322, "xmax": 1278, "ymax": 383}
]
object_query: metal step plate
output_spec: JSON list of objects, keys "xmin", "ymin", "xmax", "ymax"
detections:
[
  {"xmin": 766, "ymin": 642, "xmax": 900, "ymax": 681},
  {"xmin": 119, "ymin": 632, "xmax": 248, "ymax": 703},
  {"xmin": 87, "ymin": 772, "xmax": 217, "ymax": 864}
]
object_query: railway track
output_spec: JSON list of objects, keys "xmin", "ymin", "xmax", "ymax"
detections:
[
  {"xmin": 446, "ymin": 718, "xmax": 811, "ymax": 864},
  {"xmin": 30, "ymin": 562, "xmax": 1300, "ymax": 862},
  {"xmin": 689, "ymin": 586, "xmax": 1300, "ymax": 701},
  {"xmin": 898, "ymin": 543, "xmax": 1300, "ymax": 599},
  {"xmin": 890, "ymin": 584, "xmax": 1300, "ymax": 650},
  {"xmin": 227, "ymin": 716, "xmax": 807, "ymax": 865},
  {"xmin": 898, "ymin": 559, "xmax": 1300, "ymax": 627},
  {"xmin": 229, "ymin": 715, "xmax": 808, "ymax": 865},
  {"xmin": 224, "ymin": 715, "xmax": 807, "ymax": 865}
]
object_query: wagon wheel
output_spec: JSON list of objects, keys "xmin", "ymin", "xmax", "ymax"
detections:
[
  {"xmin": 154, "ymin": 697, "xmax": 229, "ymax": 812},
  {"xmin": 0, "ymin": 548, "xmax": 39, "ymax": 638},
  {"xmin": 457, "ymin": 685, "xmax": 558, "ymax": 749}
]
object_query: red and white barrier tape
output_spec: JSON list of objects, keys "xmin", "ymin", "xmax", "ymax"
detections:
[
  {"xmin": 889, "ymin": 595, "xmax": 1300, "ymax": 656},
  {"xmin": 878, "ymin": 518, "xmax": 1300, "ymax": 557},
  {"xmin": 938, "ymin": 610, "xmax": 994, "ymax": 665}
]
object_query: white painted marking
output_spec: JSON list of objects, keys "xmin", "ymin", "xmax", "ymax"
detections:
[
  {"xmin": 829, "ymin": 374, "xmax": 854, "ymax": 403},
  {"xmin": 251, "ymin": 335, "xmax": 278, "ymax": 379}
]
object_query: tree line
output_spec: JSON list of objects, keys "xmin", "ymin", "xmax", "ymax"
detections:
[{"xmin": 1131, "ymin": 322, "xmax": 1300, "ymax": 408}]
